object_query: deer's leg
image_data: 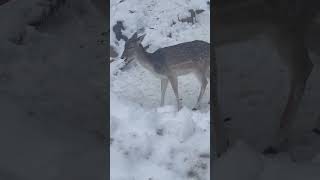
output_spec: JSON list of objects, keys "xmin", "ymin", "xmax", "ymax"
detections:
[
  {"xmin": 280, "ymin": 51, "xmax": 313, "ymax": 145},
  {"xmin": 280, "ymin": 60, "xmax": 313, "ymax": 130},
  {"xmin": 160, "ymin": 78, "xmax": 168, "ymax": 106},
  {"xmin": 274, "ymin": 63, "xmax": 312, "ymax": 151},
  {"xmin": 267, "ymin": 28, "xmax": 313, "ymax": 153},
  {"xmin": 168, "ymin": 76, "xmax": 182, "ymax": 110},
  {"xmin": 193, "ymin": 72, "xmax": 208, "ymax": 110}
]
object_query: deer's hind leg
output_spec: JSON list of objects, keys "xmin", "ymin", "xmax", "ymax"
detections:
[
  {"xmin": 193, "ymin": 71, "xmax": 208, "ymax": 110},
  {"xmin": 279, "ymin": 53, "xmax": 313, "ymax": 132},
  {"xmin": 265, "ymin": 27, "xmax": 313, "ymax": 153}
]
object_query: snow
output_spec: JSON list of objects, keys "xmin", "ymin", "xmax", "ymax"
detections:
[
  {"xmin": 2, "ymin": 0, "xmax": 320, "ymax": 179},
  {"xmin": 110, "ymin": 0, "xmax": 210, "ymax": 54},
  {"xmin": 110, "ymin": 93, "xmax": 210, "ymax": 180},
  {"xmin": 110, "ymin": 0, "xmax": 320, "ymax": 178},
  {"xmin": 110, "ymin": 0, "xmax": 210, "ymax": 179},
  {"xmin": 3, "ymin": 0, "xmax": 320, "ymax": 179},
  {"xmin": 110, "ymin": 0, "xmax": 320, "ymax": 179}
]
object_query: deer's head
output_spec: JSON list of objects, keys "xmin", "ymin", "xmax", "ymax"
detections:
[{"xmin": 120, "ymin": 32, "xmax": 146, "ymax": 63}]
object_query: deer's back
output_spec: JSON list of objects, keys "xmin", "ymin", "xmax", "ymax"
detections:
[
  {"xmin": 149, "ymin": 40, "xmax": 210, "ymax": 68},
  {"xmin": 143, "ymin": 41, "xmax": 210, "ymax": 76}
]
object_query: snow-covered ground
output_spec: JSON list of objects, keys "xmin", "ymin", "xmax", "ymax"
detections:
[
  {"xmin": 110, "ymin": 0, "xmax": 320, "ymax": 179},
  {"xmin": 110, "ymin": 92, "xmax": 210, "ymax": 180},
  {"xmin": 110, "ymin": 0, "xmax": 210, "ymax": 179}
]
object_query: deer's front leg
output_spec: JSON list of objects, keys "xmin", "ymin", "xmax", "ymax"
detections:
[
  {"xmin": 265, "ymin": 28, "xmax": 313, "ymax": 154},
  {"xmin": 160, "ymin": 79, "xmax": 168, "ymax": 106},
  {"xmin": 279, "ymin": 61, "xmax": 313, "ymax": 131},
  {"xmin": 168, "ymin": 76, "xmax": 182, "ymax": 110}
]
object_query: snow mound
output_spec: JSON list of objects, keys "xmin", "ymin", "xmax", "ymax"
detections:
[{"xmin": 110, "ymin": 92, "xmax": 210, "ymax": 180}]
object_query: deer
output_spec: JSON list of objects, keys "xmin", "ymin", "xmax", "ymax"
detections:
[
  {"xmin": 213, "ymin": 0, "xmax": 320, "ymax": 157},
  {"xmin": 120, "ymin": 32, "xmax": 210, "ymax": 111}
]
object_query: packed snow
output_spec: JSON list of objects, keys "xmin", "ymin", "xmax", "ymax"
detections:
[{"xmin": 110, "ymin": 0, "xmax": 210, "ymax": 179}]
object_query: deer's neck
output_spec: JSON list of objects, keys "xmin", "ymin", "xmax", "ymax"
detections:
[{"xmin": 134, "ymin": 44, "xmax": 156, "ymax": 73}]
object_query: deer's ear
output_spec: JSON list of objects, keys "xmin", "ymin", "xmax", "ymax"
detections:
[
  {"xmin": 131, "ymin": 32, "xmax": 138, "ymax": 39},
  {"xmin": 137, "ymin": 34, "xmax": 146, "ymax": 43}
]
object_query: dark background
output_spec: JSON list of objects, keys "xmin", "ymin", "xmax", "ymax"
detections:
[{"xmin": 0, "ymin": 0, "xmax": 109, "ymax": 179}]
